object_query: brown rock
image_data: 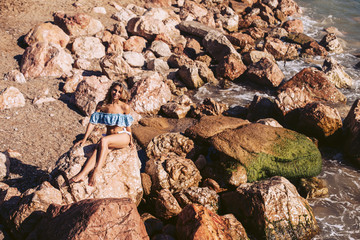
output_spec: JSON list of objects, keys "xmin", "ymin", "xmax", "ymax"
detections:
[
  {"xmin": 286, "ymin": 32, "xmax": 313, "ymax": 45},
  {"xmin": 127, "ymin": 16, "xmax": 166, "ymax": 41},
  {"xmin": 216, "ymin": 53, "xmax": 247, "ymax": 81},
  {"xmin": 62, "ymin": 70, "xmax": 84, "ymax": 93},
  {"xmin": 227, "ymin": 32, "xmax": 255, "ymax": 52},
  {"xmin": 277, "ymin": 0, "xmax": 301, "ymax": 17},
  {"xmin": 247, "ymin": 95, "xmax": 279, "ymax": 122},
  {"xmin": 167, "ymin": 54, "xmax": 193, "ymax": 68},
  {"xmin": 178, "ymin": 63, "xmax": 205, "ymax": 89},
  {"xmin": 100, "ymin": 53, "xmax": 136, "ymax": 80},
  {"xmin": 176, "ymin": 204, "xmax": 234, "ymax": 240},
  {"xmin": 145, "ymin": 0, "xmax": 172, "ymax": 8},
  {"xmin": 141, "ymin": 213, "xmax": 164, "ymax": 238},
  {"xmin": 27, "ymin": 198, "xmax": 149, "ymax": 240},
  {"xmin": 298, "ymin": 102, "xmax": 343, "ymax": 138},
  {"xmin": 222, "ymin": 176, "xmax": 319, "ymax": 239},
  {"xmin": 177, "ymin": 21, "xmax": 218, "ymax": 39},
  {"xmin": 256, "ymin": 118, "xmax": 283, "ymax": 128},
  {"xmin": 54, "ymin": 146, "xmax": 143, "ymax": 206},
  {"xmin": 155, "ymin": 189, "xmax": 182, "ymax": 220},
  {"xmin": 145, "ymin": 154, "xmax": 201, "ymax": 193},
  {"xmin": 105, "ymin": 34, "xmax": 125, "ymax": 55},
  {"xmin": 10, "ymin": 182, "xmax": 63, "ymax": 239},
  {"xmin": 229, "ymin": 0, "xmax": 251, "ymax": 15},
  {"xmin": 319, "ymin": 33, "xmax": 343, "ymax": 53},
  {"xmin": 322, "ymin": 56, "xmax": 353, "ymax": 88},
  {"xmin": 222, "ymin": 214, "xmax": 249, "ymax": 240},
  {"xmin": 72, "ymin": 75, "xmax": 111, "ymax": 116},
  {"xmin": 185, "ymin": 115, "xmax": 249, "ymax": 143},
  {"xmin": 3, "ymin": 70, "xmax": 26, "ymax": 83},
  {"xmin": 129, "ymin": 71, "xmax": 172, "ymax": 115},
  {"xmin": 124, "ymin": 36, "xmax": 147, "ymax": 53},
  {"xmin": 245, "ymin": 27, "xmax": 266, "ymax": 40},
  {"xmin": 0, "ymin": 87, "xmax": 26, "ymax": 110},
  {"xmin": 275, "ymin": 87, "xmax": 313, "ymax": 118},
  {"xmin": 146, "ymin": 132, "xmax": 194, "ymax": 159},
  {"xmin": 0, "ymin": 153, "xmax": 10, "ymax": 180},
  {"xmin": 180, "ymin": 1, "xmax": 208, "ymax": 20},
  {"xmin": 189, "ymin": 98, "xmax": 229, "ymax": 119},
  {"xmin": 53, "ymin": 12, "xmax": 104, "ymax": 36},
  {"xmin": 24, "ymin": 22, "xmax": 69, "ymax": 48},
  {"xmin": 282, "ymin": 19, "xmax": 303, "ymax": 33},
  {"xmin": 246, "ymin": 57, "xmax": 284, "ymax": 87},
  {"xmin": 161, "ymin": 95, "xmax": 193, "ymax": 119},
  {"xmin": 141, "ymin": 173, "xmax": 152, "ymax": 196},
  {"xmin": 174, "ymin": 187, "xmax": 219, "ymax": 213},
  {"xmin": 278, "ymin": 67, "xmax": 347, "ymax": 104},
  {"xmin": 242, "ymin": 50, "xmax": 276, "ymax": 65},
  {"xmin": 184, "ymin": 38, "xmax": 201, "ymax": 59},
  {"xmin": 264, "ymin": 37, "xmax": 300, "ymax": 60},
  {"xmin": 21, "ymin": 42, "xmax": 73, "ymax": 78},
  {"xmin": 132, "ymin": 125, "xmax": 169, "ymax": 149},
  {"xmin": 302, "ymin": 41, "xmax": 328, "ymax": 57},
  {"xmin": 343, "ymin": 99, "xmax": 360, "ymax": 165},
  {"xmin": 299, "ymin": 177, "xmax": 328, "ymax": 199},
  {"xmin": 72, "ymin": 36, "xmax": 105, "ymax": 59}
]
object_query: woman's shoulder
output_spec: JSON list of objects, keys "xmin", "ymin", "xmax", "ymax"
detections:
[{"xmin": 122, "ymin": 103, "xmax": 131, "ymax": 114}]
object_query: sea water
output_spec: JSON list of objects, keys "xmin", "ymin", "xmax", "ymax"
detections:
[{"xmin": 194, "ymin": 0, "xmax": 360, "ymax": 238}]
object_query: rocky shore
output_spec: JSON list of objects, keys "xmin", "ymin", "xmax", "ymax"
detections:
[{"xmin": 1, "ymin": 0, "xmax": 359, "ymax": 239}]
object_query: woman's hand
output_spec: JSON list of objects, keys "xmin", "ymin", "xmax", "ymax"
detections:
[{"xmin": 74, "ymin": 139, "xmax": 86, "ymax": 147}]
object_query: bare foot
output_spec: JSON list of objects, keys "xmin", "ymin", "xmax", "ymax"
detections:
[
  {"xmin": 69, "ymin": 174, "xmax": 85, "ymax": 184},
  {"xmin": 88, "ymin": 171, "xmax": 98, "ymax": 186}
]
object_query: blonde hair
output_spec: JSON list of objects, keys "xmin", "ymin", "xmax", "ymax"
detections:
[{"xmin": 104, "ymin": 81, "xmax": 130, "ymax": 104}]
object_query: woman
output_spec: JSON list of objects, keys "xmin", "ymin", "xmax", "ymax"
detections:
[{"xmin": 70, "ymin": 81, "xmax": 134, "ymax": 186}]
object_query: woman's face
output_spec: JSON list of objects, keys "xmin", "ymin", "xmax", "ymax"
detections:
[{"xmin": 111, "ymin": 85, "xmax": 122, "ymax": 101}]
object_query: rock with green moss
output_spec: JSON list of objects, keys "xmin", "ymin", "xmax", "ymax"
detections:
[
  {"xmin": 221, "ymin": 176, "xmax": 319, "ymax": 240},
  {"xmin": 210, "ymin": 123, "xmax": 322, "ymax": 182}
]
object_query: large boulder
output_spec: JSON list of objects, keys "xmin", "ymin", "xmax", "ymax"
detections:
[
  {"xmin": 298, "ymin": 102, "xmax": 342, "ymax": 139},
  {"xmin": 53, "ymin": 13, "xmax": 104, "ymax": 37},
  {"xmin": 161, "ymin": 95, "xmax": 193, "ymax": 119},
  {"xmin": 154, "ymin": 189, "xmax": 182, "ymax": 220},
  {"xmin": 100, "ymin": 53, "xmax": 136, "ymax": 80},
  {"xmin": 0, "ymin": 87, "xmax": 26, "ymax": 110},
  {"xmin": 322, "ymin": 56, "xmax": 353, "ymax": 88},
  {"xmin": 210, "ymin": 123, "xmax": 322, "ymax": 182},
  {"xmin": 277, "ymin": 0, "xmax": 301, "ymax": 17},
  {"xmin": 176, "ymin": 204, "xmax": 248, "ymax": 240},
  {"xmin": 53, "ymin": 146, "xmax": 143, "ymax": 206},
  {"xmin": 242, "ymin": 50, "xmax": 276, "ymax": 65},
  {"xmin": 319, "ymin": 33, "xmax": 343, "ymax": 53},
  {"xmin": 72, "ymin": 37, "xmax": 105, "ymax": 59},
  {"xmin": 343, "ymin": 99, "xmax": 360, "ymax": 165},
  {"xmin": 185, "ymin": 115, "xmax": 249, "ymax": 144},
  {"xmin": 21, "ymin": 42, "xmax": 73, "ymax": 78},
  {"xmin": 127, "ymin": 16, "xmax": 166, "ymax": 41},
  {"xmin": 174, "ymin": 187, "xmax": 219, "ymax": 213},
  {"xmin": 72, "ymin": 75, "xmax": 112, "ymax": 116},
  {"xmin": 264, "ymin": 37, "xmax": 300, "ymax": 60},
  {"xmin": 222, "ymin": 176, "xmax": 318, "ymax": 239},
  {"xmin": 129, "ymin": 71, "xmax": 172, "ymax": 115},
  {"xmin": 146, "ymin": 133, "xmax": 194, "ymax": 159},
  {"xmin": 278, "ymin": 67, "xmax": 347, "ymax": 104},
  {"xmin": 145, "ymin": 154, "xmax": 201, "ymax": 193},
  {"xmin": 9, "ymin": 182, "xmax": 63, "ymax": 239},
  {"xmin": 246, "ymin": 57, "xmax": 284, "ymax": 87},
  {"xmin": 216, "ymin": 53, "xmax": 247, "ymax": 81},
  {"xmin": 282, "ymin": 19, "xmax": 303, "ymax": 33},
  {"xmin": 24, "ymin": 22, "xmax": 69, "ymax": 48},
  {"xmin": 27, "ymin": 198, "xmax": 149, "ymax": 240}
]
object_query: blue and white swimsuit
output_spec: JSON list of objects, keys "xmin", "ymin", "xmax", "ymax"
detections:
[{"xmin": 89, "ymin": 112, "xmax": 134, "ymax": 135}]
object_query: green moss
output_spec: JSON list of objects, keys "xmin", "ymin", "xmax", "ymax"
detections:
[{"xmin": 245, "ymin": 132, "xmax": 322, "ymax": 182}]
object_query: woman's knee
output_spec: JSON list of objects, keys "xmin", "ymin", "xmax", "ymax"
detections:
[{"xmin": 98, "ymin": 137, "xmax": 109, "ymax": 149}]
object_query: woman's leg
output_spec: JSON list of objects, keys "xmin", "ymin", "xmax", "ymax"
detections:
[
  {"xmin": 88, "ymin": 133, "xmax": 130, "ymax": 186},
  {"xmin": 70, "ymin": 148, "xmax": 98, "ymax": 183}
]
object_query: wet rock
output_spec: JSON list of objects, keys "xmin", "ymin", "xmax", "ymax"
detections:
[
  {"xmin": 3, "ymin": 70, "xmax": 26, "ymax": 83},
  {"xmin": 10, "ymin": 182, "xmax": 63, "ymax": 239},
  {"xmin": 0, "ymin": 87, "xmax": 26, "ymax": 110},
  {"xmin": 72, "ymin": 36, "xmax": 105, "ymax": 59},
  {"xmin": 246, "ymin": 57, "xmax": 284, "ymax": 87},
  {"xmin": 299, "ymin": 177, "xmax": 328, "ymax": 199},
  {"xmin": 123, "ymin": 51, "xmax": 146, "ymax": 68},
  {"xmin": 145, "ymin": 154, "xmax": 201, "ymax": 193},
  {"xmin": 246, "ymin": 95, "xmax": 279, "ymax": 122},
  {"xmin": 150, "ymin": 40, "xmax": 172, "ymax": 57},
  {"xmin": 210, "ymin": 123, "xmax": 322, "ymax": 182},
  {"xmin": 54, "ymin": 146, "xmax": 143, "ymax": 206},
  {"xmin": 298, "ymin": 102, "xmax": 343, "ymax": 139},
  {"xmin": 24, "ymin": 22, "xmax": 69, "ymax": 48},
  {"xmin": 147, "ymin": 59, "xmax": 170, "ymax": 73},
  {"xmin": 264, "ymin": 37, "xmax": 300, "ymax": 60},
  {"xmin": 176, "ymin": 204, "xmax": 236, "ymax": 240},
  {"xmin": 277, "ymin": 0, "xmax": 301, "ymax": 17},
  {"xmin": 222, "ymin": 176, "xmax": 319, "ymax": 239},
  {"xmin": 123, "ymin": 36, "xmax": 147, "ymax": 53},
  {"xmin": 100, "ymin": 53, "xmax": 136, "ymax": 80},
  {"xmin": 72, "ymin": 75, "xmax": 111, "ymax": 116},
  {"xmin": 189, "ymin": 98, "xmax": 229, "ymax": 119},
  {"xmin": 146, "ymin": 132, "xmax": 194, "ymax": 159},
  {"xmin": 21, "ymin": 42, "xmax": 73, "ymax": 78},
  {"xmin": 302, "ymin": 41, "xmax": 328, "ymax": 57},
  {"xmin": 155, "ymin": 189, "xmax": 182, "ymax": 220},
  {"xmin": 129, "ymin": 71, "xmax": 172, "ymax": 115},
  {"xmin": 174, "ymin": 187, "xmax": 219, "ymax": 213},
  {"xmin": 278, "ymin": 67, "xmax": 347, "ymax": 104},
  {"xmin": 216, "ymin": 53, "xmax": 247, "ymax": 81},
  {"xmin": 242, "ymin": 50, "xmax": 276, "ymax": 65},
  {"xmin": 185, "ymin": 115, "xmax": 249, "ymax": 143},
  {"xmin": 161, "ymin": 95, "xmax": 193, "ymax": 119},
  {"xmin": 203, "ymin": 30, "xmax": 242, "ymax": 62},
  {"xmin": 53, "ymin": 12, "xmax": 104, "ymax": 36},
  {"xmin": 27, "ymin": 198, "xmax": 149, "ymax": 240},
  {"xmin": 286, "ymin": 32, "xmax": 314, "ymax": 45},
  {"xmin": 0, "ymin": 152, "xmax": 10, "ymax": 180},
  {"xmin": 320, "ymin": 33, "xmax": 343, "ymax": 53},
  {"xmin": 322, "ymin": 56, "xmax": 353, "ymax": 88},
  {"xmin": 282, "ymin": 19, "xmax": 303, "ymax": 33},
  {"xmin": 343, "ymin": 99, "xmax": 360, "ymax": 165}
]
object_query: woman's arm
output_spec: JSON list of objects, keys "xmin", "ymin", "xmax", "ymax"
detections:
[{"xmin": 74, "ymin": 123, "xmax": 95, "ymax": 147}]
